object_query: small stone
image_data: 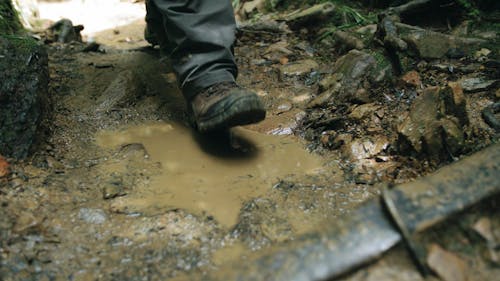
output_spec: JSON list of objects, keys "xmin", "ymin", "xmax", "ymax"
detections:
[
  {"xmin": 427, "ymin": 244, "xmax": 468, "ymax": 281},
  {"xmin": 268, "ymin": 126, "xmax": 293, "ymax": 136},
  {"xmin": 78, "ymin": 208, "xmax": 107, "ymax": 224},
  {"xmin": 276, "ymin": 103, "xmax": 292, "ymax": 114},
  {"xmin": 292, "ymin": 93, "xmax": 312, "ymax": 105}
]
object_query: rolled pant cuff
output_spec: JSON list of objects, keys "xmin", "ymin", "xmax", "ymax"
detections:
[{"xmin": 182, "ymin": 71, "xmax": 236, "ymax": 102}]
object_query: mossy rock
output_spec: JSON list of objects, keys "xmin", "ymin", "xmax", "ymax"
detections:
[
  {"xmin": 0, "ymin": 0, "xmax": 23, "ymax": 35},
  {"xmin": 0, "ymin": 35, "xmax": 49, "ymax": 159}
]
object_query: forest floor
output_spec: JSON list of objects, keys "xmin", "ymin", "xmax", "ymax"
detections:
[{"xmin": 1, "ymin": 1, "xmax": 499, "ymax": 280}]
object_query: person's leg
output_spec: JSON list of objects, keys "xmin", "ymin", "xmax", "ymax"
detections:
[
  {"xmin": 147, "ymin": 0, "xmax": 265, "ymax": 132},
  {"xmin": 150, "ymin": 0, "xmax": 237, "ymax": 100}
]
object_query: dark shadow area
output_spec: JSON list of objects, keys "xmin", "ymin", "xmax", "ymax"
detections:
[{"xmin": 192, "ymin": 128, "xmax": 260, "ymax": 160}]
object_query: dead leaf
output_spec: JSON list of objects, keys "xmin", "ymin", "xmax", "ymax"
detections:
[
  {"xmin": 401, "ymin": 70, "xmax": 422, "ymax": 88},
  {"xmin": 280, "ymin": 56, "xmax": 289, "ymax": 65},
  {"xmin": 427, "ymin": 243, "xmax": 468, "ymax": 281},
  {"xmin": 0, "ymin": 155, "xmax": 10, "ymax": 178}
]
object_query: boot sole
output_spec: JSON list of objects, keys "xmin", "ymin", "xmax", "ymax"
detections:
[{"xmin": 196, "ymin": 95, "xmax": 266, "ymax": 133}]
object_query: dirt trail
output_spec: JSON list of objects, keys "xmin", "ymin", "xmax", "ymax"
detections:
[{"xmin": 1, "ymin": 1, "xmax": 499, "ymax": 280}]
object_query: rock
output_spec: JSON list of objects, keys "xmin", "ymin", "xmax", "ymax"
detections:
[
  {"xmin": 320, "ymin": 50, "xmax": 388, "ymax": 103},
  {"xmin": 397, "ymin": 86, "xmax": 468, "ymax": 159},
  {"xmin": 0, "ymin": 0, "xmax": 23, "ymax": 34},
  {"xmin": 397, "ymin": 23, "xmax": 486, "ymax": 59},
  {"xmin": 427, "ymin": 244, "xmax": 468, "ymax": 281},
  {"xmin": 96, "ymin": 70, "xmax": 145, "ymax": 112},
  {"xmin": 78, "ymin": 208, "xmax": 107, "ymax": 224},
  {"xmin": 459, "ymin": 77, "xmax": 497, "ymax": 93},
  {"xmin": 0, "ymin": 155, "xmax": 9, "ymax": 178},
  {"xmin": 46, "ymin": 19, "xmax": 83, "ymax": 43},
  {"xmin": 0, "ymin": 36, "xmax": 49, "ymax": 159},
  {"xmin": 279, "ymin": 59, "xmax": 318, "ymax": 77}
]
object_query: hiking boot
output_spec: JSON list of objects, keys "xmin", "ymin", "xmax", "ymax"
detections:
[{"xmin": 189, "ymin": 82, "xmax": 266, "ymax": 132}]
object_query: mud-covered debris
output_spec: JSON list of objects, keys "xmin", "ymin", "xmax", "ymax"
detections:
[
  {"xmin": 459, "ymin": 77, "xmax": 497, "ymax": 93},
  {"xmin": 13, "ymin": 211, "xmax": 40, "ymax": 234},
  {"xmin": 427, "ymin": 244, "xmax": 468, "ymax": 281},
  {"xmin": 397, "ymin": 86, "xmax": 467, "ymax": 159},
  {"xmin": 0, "ymin": 155, "xmax": 9, "ymax": 178},
  {"xmin": 342, "ymin": 136, "xmax": 390, "ymax": 161},
  {"xmin": 396, "ymin": 23, "xmax": 486, "ymax": 59},
  {"xmin": 82, "ymin": 42, "xmax": 101, "ymax": 53},
  {"xmin": 263, "ymin": 41, "xmax": 293, "ymax": 63},
  {"xmin": 78, "ymin": 208, "xmax": 107, "ymax": 224},
  {"xmin": 102, "ymin": 174, "xmax": 127, "ymax": 200},
  {"xmin": 279, "ymin": 59, "xmax": 318, "ymax": 77},
  {"xmin": 348, "ymin": 103, "xmax": 382, "ymax": 121},
  {"xmin": 96, "ymin": 70, "xmax": 145, "ymax": 113}
]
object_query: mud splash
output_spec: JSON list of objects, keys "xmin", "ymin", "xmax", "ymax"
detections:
[{"xmin": 96, "ymin": 123, "xmax": 324, "ymax": 227}]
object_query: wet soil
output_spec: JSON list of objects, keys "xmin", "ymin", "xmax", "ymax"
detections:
[{"xmin": 1, "ymin": 2, "xmax": 499, "ymax": 281}]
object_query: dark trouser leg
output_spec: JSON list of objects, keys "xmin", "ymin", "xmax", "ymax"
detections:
[{"xmin": 149, "ymin": 0, "xmax": 238, "ymax": 101}]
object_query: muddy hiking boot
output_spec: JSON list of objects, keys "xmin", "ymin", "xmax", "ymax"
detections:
[{"xmin": 189, "ymin": 82, "xmax": 266, "ymax": 133}]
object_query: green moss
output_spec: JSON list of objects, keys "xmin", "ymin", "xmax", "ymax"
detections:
[
  {"xmin": 0, "ymin": 0, "xmax": 23, "ymax": 35},
  {"xmin": 1, "ymin": 34, "xmax": 39, "ymax": 52}
]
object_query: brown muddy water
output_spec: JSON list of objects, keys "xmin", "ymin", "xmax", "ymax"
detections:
[{"xmin": 96, "ymin": 122, "xmax": 325, "ymax": 228}]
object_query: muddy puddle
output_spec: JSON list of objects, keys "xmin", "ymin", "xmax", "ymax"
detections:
[{"xmin": 96, "ymin": 122, "xmax": 325, "ymax": 228}]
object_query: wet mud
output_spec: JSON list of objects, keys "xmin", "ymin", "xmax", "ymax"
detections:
[
  {"xmin": 96, "ymin": 123, "xmax": 325, "ymax": 228},
  {"xmin": 1, "ymin": 1, "xmax": 500, "ymax": 280}
]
